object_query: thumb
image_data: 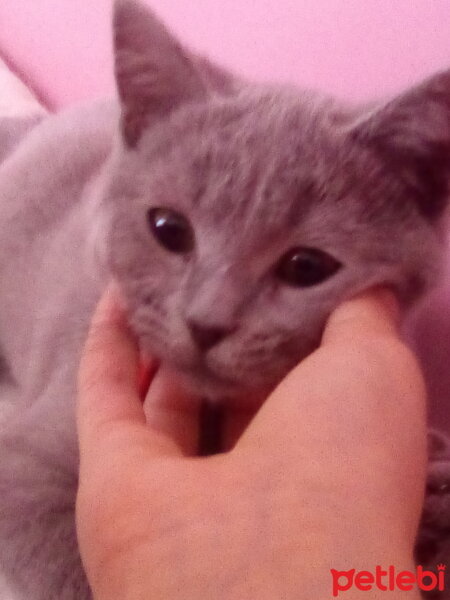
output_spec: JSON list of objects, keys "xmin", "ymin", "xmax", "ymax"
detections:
[{"xmin": 239, "ymin": 289, "xmax": 427, "ymax": 479}]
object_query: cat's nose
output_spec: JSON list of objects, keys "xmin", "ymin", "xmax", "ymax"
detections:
[{"xmin": 187, "ymin": 320, "xmax": 233, "ymax": 352}]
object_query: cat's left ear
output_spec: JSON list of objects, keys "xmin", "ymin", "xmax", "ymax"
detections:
[
  {"xmin": 113, "ymin": 0, "xmax": 208, "ymax": 147},
  {"xmin": 351, "ymin": 69, "xmax": 450, "ymax": 221}
]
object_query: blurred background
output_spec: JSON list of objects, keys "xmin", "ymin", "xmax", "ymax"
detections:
[{"xmin": 0, "ymin": 0, "xmax": 448, "ymax": 109}]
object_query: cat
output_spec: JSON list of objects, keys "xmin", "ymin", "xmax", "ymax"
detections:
[{"xmin": 0, "ymin": 1, "xmax": 448, "ymax": 598}]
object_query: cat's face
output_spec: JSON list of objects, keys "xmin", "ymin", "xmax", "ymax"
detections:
[{"xmin": 102, "ymin": 1, "xmax": 449, "ymax": 400}]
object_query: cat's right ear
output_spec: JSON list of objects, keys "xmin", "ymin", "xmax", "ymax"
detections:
[
  {"xmin": 113, "ymin": 0, "xmax": 208, "ymax": 147},
  {"xmin": 350, "ymin": 69, "xmax": 450, "ymax": 222}
]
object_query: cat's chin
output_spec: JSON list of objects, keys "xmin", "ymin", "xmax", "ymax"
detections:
[
  {"xmin": 172, "ymin": 364, "xmax": 271, "ymax": 407},
  {"xmin": 140, "ymin": 339, "xmax": 286, "ymax": 406}
]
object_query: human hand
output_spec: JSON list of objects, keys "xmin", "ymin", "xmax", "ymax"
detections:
[{"xmin": 76, "ymin": 288, "xmax": 426, "ymax": 600}]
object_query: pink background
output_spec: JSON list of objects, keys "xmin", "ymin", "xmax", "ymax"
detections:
[
  {"xmin": 0, "ymin": 0, "xmax": 449, "ymax": 427},
  {"xmin": 0, "ymin": 0, "xmax": 449, "ymax": 109}
]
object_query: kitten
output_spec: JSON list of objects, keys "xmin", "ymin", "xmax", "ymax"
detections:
[{"xmin": 0, "ymin": 1, "xmax": 448, "ymax": 598}]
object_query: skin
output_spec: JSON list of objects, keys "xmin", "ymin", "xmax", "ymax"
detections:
[{"xmin": 76, "ymin": 287, "xmax": 427, "ymax": 600}]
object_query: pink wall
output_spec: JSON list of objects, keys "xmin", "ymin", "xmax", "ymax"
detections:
[{"xmin": 0, "ymin": 0, "xmax": 449, "ymax": 109}]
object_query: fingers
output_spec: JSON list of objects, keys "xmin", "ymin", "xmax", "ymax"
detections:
[
  {"xmin": 224, "ymin": 289, "xmax": 404, "ymax": 450},
  {"xmin": 77, "ymin": 285, "xmax": 198, "ymax": 463},
  {"xmin": 323, "ymin": 287, "xmax": 400, "ymax": 345},
  {"xmin": 238, "ymin": 287, "xmax": 426, "ymax": 452},
  {"xmin": 321, "ymin": 287, "xmax": 425, "ymax": 419},
  {"xmin": 77, "ymin": 285, "xmax": 147, "ymax": 457},
  {"xmin": 143, "ymin": 365, "xmax": 200, "ymax": 455},
  {"xmin": 236, "ymin": 288, "xmax": 427, "ymax": 544}
]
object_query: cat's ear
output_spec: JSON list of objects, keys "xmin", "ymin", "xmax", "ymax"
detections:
[
  {"xmin": 113, "ymin": 0, "xmax": 208, "ymax": 147},
  {"xmin": 351, "ymin": 70, "xmax": 450, "ymax": 221}
]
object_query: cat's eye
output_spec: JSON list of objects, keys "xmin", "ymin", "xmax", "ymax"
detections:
[
  {"xmin": 148, "ymin": 208, "xmax": 194, "ymax": 254},
  {"xmin": 275, "ymin": 247, "xmax": 341, "ymax": 287}
]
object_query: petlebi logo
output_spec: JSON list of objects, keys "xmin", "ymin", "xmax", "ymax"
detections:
[{"xmin": 330, "ymin": 564, "xmax": 446, "ymax": 596}]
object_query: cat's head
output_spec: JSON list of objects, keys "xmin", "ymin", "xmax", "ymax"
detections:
[{"xmin": 101, "ymin": 0, "xmax": 450, "ymax": 400}]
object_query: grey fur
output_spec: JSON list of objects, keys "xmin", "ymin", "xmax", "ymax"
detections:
[{"xmin": 0, "ymin": 1, "xmax": 449, "ymax": 598}]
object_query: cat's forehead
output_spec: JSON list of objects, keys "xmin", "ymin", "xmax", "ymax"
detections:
[
  {"xmin": 146, "ymin": 89, "xmax": 343, "ymax": 165},
  {"xmin": 136, "ymin": 89, "xmax": 351, "ymax": 229}
]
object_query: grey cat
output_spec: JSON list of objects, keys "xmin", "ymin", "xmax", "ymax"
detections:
[{"xmin": 0, "ymin": 1, "xmax": 448, "ymax": 598}]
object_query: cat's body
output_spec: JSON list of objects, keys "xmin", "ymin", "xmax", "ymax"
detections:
[
  {"xmin": 0, "ymin": 1, "xmax": 449, "ymax": 598},
  {"xmin": 0, "ymin": 103, "xmax": 118, "ymax": 599}
]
